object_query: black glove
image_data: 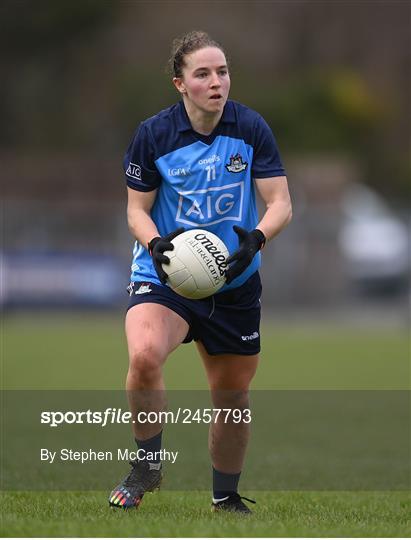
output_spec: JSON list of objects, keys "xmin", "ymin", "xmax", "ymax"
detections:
[
  {"xmin": 225, "ymin": 226, "xmax": 266, "ymax": 284},
  {"xmin": 148, "ymin": 228, "xmax": 185, "ymax": 284}
]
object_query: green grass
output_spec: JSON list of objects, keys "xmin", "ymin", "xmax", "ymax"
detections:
[
  {"xmin": 1, "ymin": 311, "xmax": 410, "ymax": 536},
  {"xmin": 2, "ymin": 312, "xmax": 409, "ymax": 390},
  {"xmin": 1, "ymin": 491, "xmax": 410, "ymax": 537}
]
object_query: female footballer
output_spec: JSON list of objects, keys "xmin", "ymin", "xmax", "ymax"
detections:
[{"xmin": 109, "ymin": 30, "xmax": 292, "ymax": 514}]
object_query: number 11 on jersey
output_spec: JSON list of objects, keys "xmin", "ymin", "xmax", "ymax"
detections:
[{"xmin": 206, "ymin": 165, "xmax": 216, "ymax": 181}]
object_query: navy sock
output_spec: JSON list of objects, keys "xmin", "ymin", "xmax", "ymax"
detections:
[
  {"xmin": 212, "ymin": 466, "xmax": 241, "ymax": 500},
  {"xmin": 135, "ymin": 430, "xmax": 162, "ymax": 464}
]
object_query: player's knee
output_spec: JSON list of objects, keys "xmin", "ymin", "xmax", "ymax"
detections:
[
  {"xmin": 211, "ymin": 389, "xmax": 250, "ymax": 410},
  {"xmin": 128, "ymin": 343, "xmax": 164, "ymax": 381}
]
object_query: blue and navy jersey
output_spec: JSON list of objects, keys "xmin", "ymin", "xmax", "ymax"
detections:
[{"xmin": 124, "ymin": 99, "xmax": 285, "ymax": 291}]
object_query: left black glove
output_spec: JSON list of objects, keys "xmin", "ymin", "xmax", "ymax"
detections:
[
  {"xmin": 148, "ymin": 227, "xmax": 185, "ymax": 284},
  {"xmin": 225, "ymin": 226, "xmax": 266, "ymax": 284}
]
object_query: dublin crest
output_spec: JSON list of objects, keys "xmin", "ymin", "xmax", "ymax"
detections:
[{"xmin": 225, "ymin": 153, "xmax": 248, "ymax": 173}]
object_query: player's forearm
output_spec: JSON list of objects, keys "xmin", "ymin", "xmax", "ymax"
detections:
[
  {"xmin": 256, "ymin": 199, "xmax": 292, "ymax": 242},
  {"xmin": 127, "ymin": 208, "xmax": 159, "ymax": 250}
]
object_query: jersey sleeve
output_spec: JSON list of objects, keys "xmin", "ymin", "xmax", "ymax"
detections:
[
  {"xmin": 252, "ymin": 115, "xmax": 286, "ymax": 179},
  {"xmin": 123, "ymin": 123, "xmax": 162, "ymax": 191}
]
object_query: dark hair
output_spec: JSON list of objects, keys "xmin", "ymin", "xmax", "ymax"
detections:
[{"xmin": 168, "ymin": 30, "xmax": 227, "ymax": 78}]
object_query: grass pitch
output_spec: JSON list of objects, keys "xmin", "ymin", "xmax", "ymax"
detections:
[
  {"xmin": 2, "ymin": 311, "xmax": 409, "ymax": 390},
  {"xmin": 1, "ymin": 311, "xmax": 410, "ymax": 537},
  {"xmin": 1, "ymin": 491, "xmax": 409, "ymax": 537}
]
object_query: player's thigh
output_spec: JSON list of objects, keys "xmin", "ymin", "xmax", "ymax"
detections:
[
  {"xmin": 196, "ymin": 341, "xmax": 259, "ymax": 391},
  {"xmin": 126, "ymin": 303, "xmax": 189, "ymax": 364}
]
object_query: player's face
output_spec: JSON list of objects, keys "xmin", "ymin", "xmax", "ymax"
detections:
[{"xmin": 174, "ymin": 47, "xmax": 230, "ymax": 115}]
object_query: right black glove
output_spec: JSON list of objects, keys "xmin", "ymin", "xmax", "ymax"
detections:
[
  {"xmin": 148, "ymin": 228, "xmax": 185, "ymax": 284},
  {"xmin": 225, "ymin": 226, "xmax": 266, "ymax": 284}
]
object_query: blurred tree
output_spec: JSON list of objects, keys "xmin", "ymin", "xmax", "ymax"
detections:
[
  {"xmin": 0, "ymin": 0, "xmax": 116, "ymax": 56},
  {"xmin": 0, "ymin": 0, "xmax": 409, "ymax": 201},
  {"xmin": 0, "ymin": 0, "xmax": 119, "ymax": 148},
  {"xmin": 234, "ymin": 69, "xmax": 409, "ymax": 201},
  {"xmin": 248, "ymin": 70, "xmax": 385, "ymax": 152}
]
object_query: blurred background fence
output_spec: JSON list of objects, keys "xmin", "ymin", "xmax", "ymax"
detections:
[{"xmin": 1, "ymin": 0, "xmax": 410, "ymax": 313}]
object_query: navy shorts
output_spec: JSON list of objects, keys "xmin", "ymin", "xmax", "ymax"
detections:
[{"xmin": 127, "ymin": 272, "xmax": 262, "ymax": 356}]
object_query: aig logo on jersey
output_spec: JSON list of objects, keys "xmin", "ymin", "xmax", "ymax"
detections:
[
  {"xmin": 176, "ymin": 182, "xmax": 244, "ymax": 226},
  {"xmin": 126, "ymin": 162, "xmax": 142, "ymax": 181}
]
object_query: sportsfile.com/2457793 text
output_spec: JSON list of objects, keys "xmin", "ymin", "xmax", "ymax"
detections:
[{"xmin": 40, "ymin": 408, "xmax": 252, "ymax": 427}]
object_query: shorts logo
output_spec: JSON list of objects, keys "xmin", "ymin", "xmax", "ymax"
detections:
[
  {"xmin": 126, "ymin": 162, "xmax": 142, "ymax": 181},
  {"xmin": 135, "ymin": 284, "xmax": 152, "ymax": 295},
  {"xmin": 225, "ymin": 153, "xmax": 248, "ymax": 173},
  {"xmin": 241, "ymin": 331, "xmax": 259, "ymax": 341},
  {"xmin": 176, "ymin": 182, "xmax": 244, "ymax": 226}
]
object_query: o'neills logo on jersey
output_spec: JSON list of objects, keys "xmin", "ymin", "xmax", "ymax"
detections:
[
  {"xmin": 225, "ymin": 153, "xmax": 248, "ymax": 173},
  {"xmin": 188, "ymin": 233, "xmax": 228, "ymax": 279},
  {"xmin": 198, "ymin": 154, "xmax": 220, "ymax": 165}
]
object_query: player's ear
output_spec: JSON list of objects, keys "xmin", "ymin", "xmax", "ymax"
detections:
[{"xmin": 173, "ymin": 77, "xmax": 186, "ymax": 95}]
